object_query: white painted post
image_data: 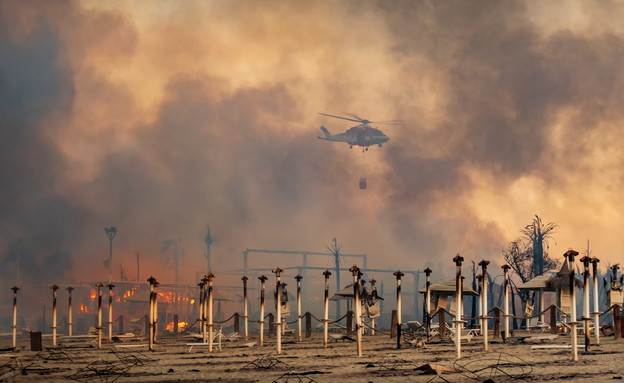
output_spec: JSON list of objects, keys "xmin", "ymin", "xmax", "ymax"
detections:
[
  {"xmin": 295, "ymin": 275, "xmax": 303, "ymax": 342},
  {"xmin": 453, "ymin": 255, "xmax": 464, "ymax": 359},
  {"xmin": 502, "ymin": 265, "xmax": 511, "ymax": 341},
  {"xmin": 591, "ymin": 258, "xmax": 600, "ymax": 345},
  {"xmin": 272, "ymin": 267, "xmax": 284, "ymax": 355},
  {"xmin": 67, "ymin": 287, "xmax": 74, "ymax": 337},
  {"xmin": 350, "ymin": 265, "xmax": 362, "ymax": 357},
  {"xmin": 323, "ymin": 270, "xmax": 331, "ymax": 347},
  {"xmin": 564, "ymin": 250, "xmax": 579, "ymax": 361},
  {"xmin": 242, "ymin": 276, "xmax": 249, "ymax": 340},
  {"xmin": 11, "ymin": 287, "xmax": 19, "ymax": 348},
  {"xmin": 206, "ymin": 273, "xmax": 215, "ymax": 353},
  {"xmin": 258, "ymin": 275, "xmax": 268, "ymax": 347},
  {"xmin": 479, "ymin": 260, "xmax": 490, "ymax": 351}
]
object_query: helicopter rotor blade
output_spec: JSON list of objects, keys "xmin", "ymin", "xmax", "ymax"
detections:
[{"xmin": 318, "ymin": 113, "xmax": 365, "ymax": 124}]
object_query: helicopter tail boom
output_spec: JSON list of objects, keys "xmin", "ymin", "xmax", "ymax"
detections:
[{"xmin": 320, "ymin": 126, "xmax": 331, "ymax": 138}]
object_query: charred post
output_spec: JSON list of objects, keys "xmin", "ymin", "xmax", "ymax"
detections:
[
  {"xmin": 453, "ymin": 254, "xmax": 464, "ymax": 359},
  {"xmin": 478, "ymin": 260, "xmax": 490, "ymax": 351},
  {"xmin": 295, "ymin": 275, "xmax": 303, "ymax": 341},
  {"xmin": 272, "ymin": 267, "xmax": 284, "ymax": 355},
  {"xmin": 350, "ymin": 265, "xmax": 362, "ymax": 357},
  {"xmin": 241, "ymin": 276, "xmax": 248, "ymax": 340},
  {"xmin": 323, "ymin": 270, "xmax": 331, "ymax": 347},
  {"xmin": 258, "ymin": 275, "xmax": 268, "ymax": 346},
  {"xmin": 564, "ymin": 249, "xmax": 579, "ymax": 361},
  {"xmin": 591, "ymin": 257, "xmax": 601, "ymax": 345},
  {"xmin": 394, "ymin": 270, "xmax": 405, "ymax": 349},
  {"xmin": 11, "ymin": 287, "xmax": 19, "ymax": 348}
]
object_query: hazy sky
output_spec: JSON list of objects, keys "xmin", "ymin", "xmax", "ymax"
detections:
[{"xmin": 2, "ymin": 0, "xmax": 624, "ymax": 286}]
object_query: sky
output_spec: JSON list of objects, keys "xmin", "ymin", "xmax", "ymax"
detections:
[{"xmin": 2, "ymin": 0, "xmax": 624, "ymax": 288}]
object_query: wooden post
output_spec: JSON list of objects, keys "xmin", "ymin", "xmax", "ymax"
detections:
[
  {"xmin": 272, "ymin": 267, "xmax": 283, "ymax": 355},
  {"xmin": 391, "ymin": 310, "xmax": 398, "ymax": 338},
  {"xmin": 295, "ymin": 275, "xmax": 303, "ymax": 342},
  {"xmin": 233, "ymin": 313, "xmax": 240, "ymax": 334},
  {"xmin": 347, "ymin": 311, "xmax": 354, "ymax": 336},
  {"xmin": 370, "ymin": 278, "xmax": 377, "ymax": 335},
  {"xmin": 453, "ymin": 254, "xmax": 464, "ymax": 359},
  {"xmin": 502, "ymin": 265, "xmax": 511, "ymax": 341},
  {"xmin": 614, "ymin": 306, "xmax": 621, "ymax": 339},
  {"xmin": 493, "ymin": 307, "xmax": 500, "ymax": 338},
  {"xmin": 591, "ymin": 258, "xmax": 601, "ymax": 345},
  {"xmin": 258, "ymin": 275, "xmax": 267, "ymax": 346},
  {"xmin": 197, "ymin": 281, "xmax": 205, "ymax": 335},
  {"xmin": 11, "ymin": 287, "xmax": 19, "ymax": 348},
  {"xmin": 66, "ymin": 287, "xmax": 74, "ymax": 337},
  {"xmin": 323, "ymin": 270, "xmax": 331, "ymax": 347},
  {"xmin": 118, "ymin": 314, "xmax": 124, "ymax": 334},
  {"xmin": 305, "ymin": 312, "xmax": 311, "ymax": 338},
  {"xmin": 200, "ymin": 275, "xmax": 208, "ymax": 342},
  {"xmin": 173, "ymin": 314, "xmax": 179, "ymax": 334},
  {"xmin": 439, "ymin": 310, "xmax": 447, "ymax": 339},
  {"xmin": 394, "ymin": 271, "xmax": 405, "ymax": 349},
  {"xmin": 241, "ymin": 276, "xmax": 248, "ymax": 340},
  {"xmin": 268, "ymin": 313, "xmax": 275, "ymax": 337},
  {"xmin": 96, "ymin": 282, "xmax": 103, "ymax": 349},
  {"xmin": 550, "ymin": 305, "xmax": 557, "ymax": 334},
  {"xmin": 147, "ymin": 276, "xmax": 159, "ymax": 351},
  {"xmin": 349, "ymin": 265, "xmax": 362, "ymax": 357}
]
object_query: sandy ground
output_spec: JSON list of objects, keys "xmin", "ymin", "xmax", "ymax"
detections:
[{"xmin": 1, "ymin": 329, "xmax": 623, "ymax": 382}]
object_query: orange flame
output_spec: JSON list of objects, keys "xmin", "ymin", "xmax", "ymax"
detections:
[
  {"xmin": 165, "ymin": 321, "xmax": 188, "ymax": 332},
  {"xmin": 79, "ymin": 304, "xmax": 89, "ymax": 313}
]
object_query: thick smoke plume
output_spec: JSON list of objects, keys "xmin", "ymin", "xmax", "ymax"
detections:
[{"xmin": 2, "ymin": 0, "xmax": 624, "ymax": 289}]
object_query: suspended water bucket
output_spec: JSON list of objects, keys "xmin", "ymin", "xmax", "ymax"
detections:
[{"xmin": 359, "ymin": 178, "xmax": 367, "ymax": 190}]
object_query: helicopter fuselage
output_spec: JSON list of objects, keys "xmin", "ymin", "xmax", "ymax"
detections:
[{"xmin": 318, "ymin": 124, "xmax": 389, "ymax": 149}]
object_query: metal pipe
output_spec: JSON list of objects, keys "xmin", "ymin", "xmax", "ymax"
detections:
[
  {"xmin": 479, "ymin": 260, "xmax": 490, "ymax": 351},
  {"xmin": 454, "ymin": 255, "xmax": 464, "ymax": 359},
  {"xmin": 51, "ymin": 285, "xmax": 58, "ymax": 346},
  {"xmin": 564, "ymin": 250, "xmax": 579, "ymax": 361},
  {"xmin": 272, "ymin": 267, "xmax": 283, "ymax": 354},
  {"xmin": 295, "ymin": 275, "xmax": 303, "ymax": 342},
  {"xmin": 11, "ymin": 287, "xmax": 19, "ymax": 348},
  {"xmin": 323, "ymin": 270, "xmax": 331, "ymax": 347},
  {"xmin": 591, "ymin": 257, "xmax": 600, "ymax": 345},
  {"xmin": 350, "ymin": 265, "xmax": 362, "ymax": 356},
  {"xmin": 258, "ymin": 275, "xmax": 268, "ymax": 346},
  {"xmin": 242, "ymin": 276, "xmax": 249, "ymax": 340}
]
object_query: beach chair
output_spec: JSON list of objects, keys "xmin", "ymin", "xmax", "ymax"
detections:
[{"xmin": 448, "ymin": 329, "xmax": 475, "ymax": 344}]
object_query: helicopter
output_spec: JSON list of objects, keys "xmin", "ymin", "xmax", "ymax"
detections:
[{"xmin": 317, "ymin": 113, "xmax": 399, "ymax": 151}]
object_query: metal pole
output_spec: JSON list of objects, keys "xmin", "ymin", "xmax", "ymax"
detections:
[
  {"xmin": 424, "ymin": 268, "xmax": 432, "ymax": 340},
  {"xmin": 564, "ymin": 250, "xmax": 579, "ymax": 361},
  {"xmin": 11, "ymin": 287, "xmax": 19, "ymax": 348},
  {"xmin": 323, "ymin": 270, "xmax": 331, "ymax": 347},
  {"xmin": 272, "ymin": 267, "xmax": 283, "ymax": 355},
  {"xmin": 67, "ymin": 287, "xmax": 74, "ymax": 337},
  {"xmin": 242, "ymin": 276, "xmax": 249, "ymax": 340},
  {"xmin": 107, "ymin": 284, "xmax": 114, "ymax": 341},
  {"xmin": 591, "ymin": 257, "xmax": 600, "ymax": 345},
  {"xmin": 479, "ymin": 260, "xmax": 490, "ymax": 351},
  {"xmin": 258, "ymin": 275, "xmax": 268, "ymax": 346},
  {"xmin": 394, "ymin": 271, "xmax": 404, "ymax": 349},
  {"xmin": 350, "ymin": 265, "xmax": 362, "ymax": 357},
  {"xmin": 502, "ymin": 265, "xmax": 511, "ymax": 341},
  {"xmin": 453, "ymin": 254, "xmax": 464, "ymax": 359},
  {"xmin": 51, "ymin": 285, "xmax": 58, "ymax": 346},
  {"xmin": 206, "ymin": 273, "xmax": 215, "ymax": 352},
  {"xmin": 295, "ymin": 275, "xmax": 303, "ymax": 341},
  {"xmin": 96, "ymin": 282, "xmax": 103, "ymax": 349},
  {"xmin": 105, "ymin": 227, "xmax": 117, "ymax": 285},
  {"xmin": 580, "ymin": 255, "xmax": 591, "ymax": 351}
]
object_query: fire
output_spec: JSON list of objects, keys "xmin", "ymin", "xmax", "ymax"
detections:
[
  {"xmin": 79, "ymin": 304, "xmax": 89, "ymax": 313},
  {"xmin": 89, "ymin": 289, "xmax": 96, "ymax": 299},
  {"xmin": 165, "ymin": 321, "xmax": 188, "ymax": 332}
]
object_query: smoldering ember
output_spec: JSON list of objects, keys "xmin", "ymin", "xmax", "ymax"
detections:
[{"xmin": 3, "ymin": 1, "xmax": 624, "ymax": 382}]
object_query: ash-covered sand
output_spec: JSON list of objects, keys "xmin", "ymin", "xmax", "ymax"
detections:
[{"xmin": 1, "ymin": 331, "xmax": 623, "ymax": 382}]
